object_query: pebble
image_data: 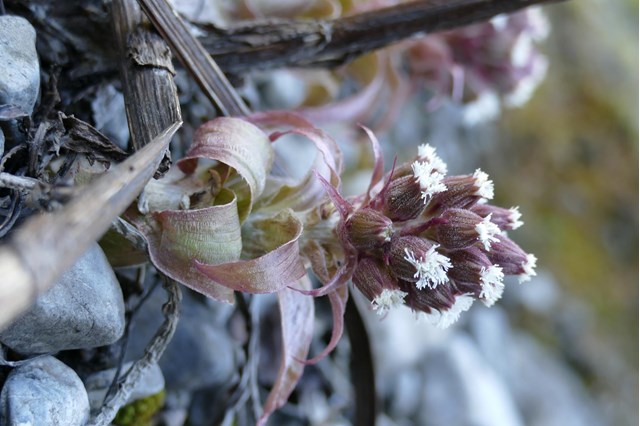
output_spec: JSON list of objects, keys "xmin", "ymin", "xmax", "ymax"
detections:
[
  {"xmin": 0, "ymin": 356, "xmax": 90, "ymax": 426},
  {"xmin": 0, "ymin": 15, "xmax": 40, "ymax": 116},
  {"xmin": 0, "ymin": 243, "xmax": 126, "ymax": 354}
]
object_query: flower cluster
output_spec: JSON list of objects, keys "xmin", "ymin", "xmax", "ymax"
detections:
[
  {"xmin": 336, "ymin": 144, "xmax": 536, "ymax": 327},
  {"xmin": 406, "ymin": 7, "xmax": 550, "ymax": 124}
]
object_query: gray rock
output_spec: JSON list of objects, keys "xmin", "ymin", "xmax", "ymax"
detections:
[
  {"xmin": 420, "ymin": 334, "xmax": 523, "ymax": 426},
  {"xmin": 84, "ymin": 361, "xmax": 165, "ymax": 412},
  {"xmin": 126, "ymin": 287, "xmax": 237, "ymax": 392},
  {"xmin": 0, "ymin": 16, "xmax": 40, "ymax": 115},
  {"xmin": 0, "ymin": 129, "xmax": 4, "ymax": 156},
  {"xmin": 0, "ymin": 356, "xmax": 90, "ymax": 426},
  {"xmin": 91, "ymin": 84, "xmax": 129, "ymax": 150},
  {"xmin": 469, "ymin": 307, "xmax": 605, "ymax": 426},
  {"xmin": 0, "ymin": 243, "xmax": 125, "ymax": 354}
]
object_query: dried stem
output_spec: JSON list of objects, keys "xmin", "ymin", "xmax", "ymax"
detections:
[
  {"xmin": 0, "ymin": 173, "xmax": 39, "ymax": 192},
  {"xmin": 136, "ymin": 0, "xmax": 250, "ymax": 116},
  {"xmin": 87, "ymin": 276, "xmax": 182, "ymax": 426},
  {"xmin": 200, "ymin": 0, "xmax": 563, "ymax": 73},
  {"xmin": 111, "ymin": 0, "xmax": 181, "ymax": 173}
]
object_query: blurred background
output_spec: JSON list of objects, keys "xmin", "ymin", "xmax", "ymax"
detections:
[
  {"xmin": 368, "ymin": 0, "xmax": 639, "ymax": 424},
  {"xmin": 252, "ymin": 0, "xmax": 638, "ymax": 424}
]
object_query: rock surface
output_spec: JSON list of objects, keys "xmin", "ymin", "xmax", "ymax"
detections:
[
  {"xmin": 420, "ymin": 333, "xmax": 524, "ymax": 426},
  {"xmin": 84, "ymin": 361, "xmax": 165, "ymax": 412},
  {"xmin": 0, "ymin": 356, "xmax": 90, "ymax": 426},
  {"xmin": 126, "ymin": 287, "xmax": 237, "ymax": 392},
  {"xmin": 0, "ymin": 15, "xmax": 40, "ymax": 115},
  {"xmin": 0, "ymin": 243, "xmax": 125, "ymax": 354},
  {"xmin": 91, "ymin": 84, "xmax": 129, "ymax": 150}
]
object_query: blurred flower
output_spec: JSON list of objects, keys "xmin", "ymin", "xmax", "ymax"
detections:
[{"xmin": 283, "ymin": 4, "xmax": 550, "ymax": 128}]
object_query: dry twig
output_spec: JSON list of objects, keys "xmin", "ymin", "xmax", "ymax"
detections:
[
  {"xmin": 136, "ymin": 0, "xmax": 250, "ymax": 116},
  {"xmin": 199, "ymin": 0, "xmax": 563, "ymax": 73}
]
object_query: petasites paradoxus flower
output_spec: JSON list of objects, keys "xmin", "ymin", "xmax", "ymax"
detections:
[
  {"xmin": 311, "ymin": 138, "xmax": 537, "ymax": 328},
  {"xmin": 125, "ymin": 113, "xmax": 536, "ymax": 424}
]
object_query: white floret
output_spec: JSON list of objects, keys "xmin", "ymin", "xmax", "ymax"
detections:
[
  {"xmin": 372, "ymin": 289, "xmax": 408, "ymax": 315},
  {"xmin": 479, "ymin": 265, "xmax": 505, "ymax": 307},
  {"xmin": 475, "ymin": 214, "xmax": 501, "ymax": 251},
  {"xmin": 508, "ymin": 206, "xmax": 524, "ymax": 230},
  {"xmin": 518, "ymin": 253, "xmax": 538, "ymax": 283},
  {"xmin": 404, "ymin": 245, "xmax": 452, "ymax": 290},
  {"xmin": 411, "ymin": 161, "xmax": 447, "ymax": 202},
  {"xmin": 472, "ymin": 169, "xmax": 495, "ymax": 200},
  {"xmin": 426, "ymin": 294, "xmax": 475, "ymax": 329},
  {"xmin": 417, "ymin": 143, "xmax": 448, "ymax": 174}
]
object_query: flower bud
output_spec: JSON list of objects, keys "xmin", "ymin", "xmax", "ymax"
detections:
[
  {"xmin": 471, "ymin": 204, "xmax": 524, "ymax": 230},
  {"xmin": 434, "ymin": 208, "xmax": 501, "ymax": 251},
  {"xmin": 486, "ymin": 234, "xmax": 537, "ymax": 283},
  {"xmin": 382, "ymin": 175, "xmax": 426, "ymax": 221},
  {"xmin": 399, "ymin": 279, "xmax": 455, "ymax": 313},
  {"xmin": 448, "ymin": 247, "xmax": 504, "ymax": 307},
  {"xmin": 388, "ymin": 236, "xmax": 452, "ymax": 290},
  {"xmin": 400, "ymin": 280, "xmax": 474, "ymax": 328},
  {"xmin": 353, "ymin": 257, "xmax": 406, "ymax": 315},
  {"xmin": 425, "ymin": 169, "xmax": 494, "ymax": 215},
  {"xmin": 344, "ymin": 208, "xmax": 393, "ymax": 251}
]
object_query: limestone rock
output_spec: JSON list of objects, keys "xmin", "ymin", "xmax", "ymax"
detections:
[
  {"xmin": 0, "ymin": 243, "xmax": 125, "ymax": 354},
  {"xmin": 0, "ymin": 356, "xmax": 90, "ymax": 426}
]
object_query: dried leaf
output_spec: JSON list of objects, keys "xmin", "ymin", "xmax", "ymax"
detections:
[
  {"xmin": 61, "ymin": 114, "xmax": 129, "ymax": 164},
  {"xmin": 195, "ymin": 209, "xmax": 306, "ymax": 293},
  {"xmin": 129, "ymin": 189, "xmax": 240, "ymax": 303},
  {"xmin": 258, "ymin": 276, "xmax": 315, "ymax": 426},
  {"xmin": 177, "ymin": 117, "xmax": 273, "ymax": 221}
]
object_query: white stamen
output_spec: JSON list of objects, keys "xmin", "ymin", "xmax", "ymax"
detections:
[
  {"xmin": 475, "ymin": 213, "xmax": 501, "ymax": 251},
  {"xmin": 372, "ymin": 289, "xmax": 408, "ymax": 315},
  {"xmin": 518, "ymin": 253, "xmax": 537, "ymax": 283},
  {"xmin": 411, "ymin": 161, "xmax": 447, "ymax": 202},
  {"xmin": 417, "ymin": 143, "xmax": 448, "ymax": 174},
  {"xmin": 472, "ymin": 169, "xmax": 494, "ymax": 200},
  {"xmin": 404, "ymin": 245, "xmax": 452, "ymax": 290},
  {"xmin": 426, "ymin": 294, "xmax": 475, "ymax": 329},
  {"xmin": 508, "ymin": 206, "xmax": 524, "ymax": 229},
  {"xmin": 479, "ymin": 265, "xmax": 505, "ymax": 307}
]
